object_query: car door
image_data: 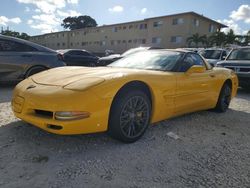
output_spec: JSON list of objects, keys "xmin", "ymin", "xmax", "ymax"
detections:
[
  {"xmin": 0, "ymin": 38, "xmax": 35, "ymax": 81},
  {"xmin": 174, "ymin": 53, "xmax": 215, "ymax": 115}
]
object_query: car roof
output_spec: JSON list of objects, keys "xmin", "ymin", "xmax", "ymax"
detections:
[
  {"xmin": 57, "ymin": 49, "xmax": 90, "ymax": 53},
  {"xmin": 0, "ymin": 34, "xmax": 56, "ymax": 53}
]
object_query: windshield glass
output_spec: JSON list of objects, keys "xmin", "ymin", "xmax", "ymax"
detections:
[
  {"xmin": 122, "ymin": 47, "xmax": 148, "ymax": 57},
  {"xmin": 199, "ymin": 50, "xmax": 222, "ymax": 59},
  {"xmin": 109, "ymin": 51, "xmax": 183, "ymax": 71},
  {"xmin": 227, "ymin": 48, "xmax": 250, "ymax": 60}
]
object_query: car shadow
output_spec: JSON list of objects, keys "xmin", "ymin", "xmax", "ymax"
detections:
[
  {"xmin": 0, "ymin": 108, "xmax": 250, "ymax": 187},
  {"xmin": 1, "ymin": 108, "xmax": 249, "ymax": 151}
]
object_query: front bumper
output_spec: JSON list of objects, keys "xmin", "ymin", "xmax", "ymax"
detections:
[{"xmin": 12, "ymin": 79, "xmax": 112, "ymax": 135}]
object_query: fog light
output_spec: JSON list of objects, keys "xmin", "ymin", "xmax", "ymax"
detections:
[{"xmin": 55, "ymin": 111, "xmax": 90, "ymax": 120}]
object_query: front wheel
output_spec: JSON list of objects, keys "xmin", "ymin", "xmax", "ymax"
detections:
[
  {"xmin": 108, "ymin": 90, "xmax": 151, "ymax": 143},
  {"xmin": 214, "ymin": 83, "xmax": 232, "ymax": 112}
]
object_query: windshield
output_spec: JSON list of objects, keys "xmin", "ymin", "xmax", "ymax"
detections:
[
  {"xmin": 121, "ymin": 47, "xmax": 148, "ymax": 57},
  {"xmin": 227, "ymin": 48, "xmax": 250, "ymax": 60},
  {"xmin": 109, "ymin": 51, "xmax": 183, "ymax": 71},
  {"xmin": 199, "ymin": 50, "xmax": 222, "ymax": 59}
]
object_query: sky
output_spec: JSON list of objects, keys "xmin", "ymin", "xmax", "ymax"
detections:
[{"xmin": 0, "ymin": 0, "xmax": 249, "ymax": 36}]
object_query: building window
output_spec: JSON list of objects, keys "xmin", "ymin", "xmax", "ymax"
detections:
[
  {"xmin": 172, "ymin": 18, "xmax": 184, "ymax": 25},
  {"xmin": 142, "ymin": 39, "xmax": 146, "ymax": 44},
  {"xmin": 152, "ymin": 37, "xmax": 162, "ymax": 44},
  {"xmin": 153, "ymin": 21, "xmax": 163, "ymax": 28},
  {"xmin": 193, "ymin": 19, "xmax": 199, "ymax": 27},
  {"xmin": 139, "ymin": 23, "xmax": 147, "ymax": 30},
  {"xmin": 122, "ymin": 40, "xmax": 126, "ymax": 44},
  {"xmin": 209, "ymin": 24, "xmax": 215, "ymax": 32},
  {"xmin": 133, "ymin": 39, "xmax": 137, "ymax": 44},
  {"xmin": 100, "ymin": 41, "xmax": 106, "ymax": 46},
  {"xmin": 111, "ymin": 40, "xmax": 114, "ymax": 45},
  {"xmin": 129, "ymin": 25, "xmax": 133, "ymax": 29},
  {"xmin": 62, "ymin": 42, "xmax": 65, "ymax": 46},
  {"xmin": 70, "ymin": 42, "xmax": 73, "ymax": 46},
  {"xmin": 171, "ymin": 36, "xmax": 182, "ymax": 43},
  {"xmin": 123, "ymin": 26, "xmax": 127, "ymax": 30},
  {"xmin": 117, "ymin": 40, "xmax": 121, "ymax": 44},
  {"xmin": 112, "ymin": 27, "xmax": 117, "ymax": 32},
  {"xmin": 128, "ymin": 40, "xmax": 132, "ymax": 43},
  {"xmin": 57, "ymin": 43, "xmax": 60, "ymax": 47}
]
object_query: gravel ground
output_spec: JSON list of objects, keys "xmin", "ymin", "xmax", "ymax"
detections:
[{"xmin": 0, "ymin": 85, "xmax": 250, "ymax": 188}]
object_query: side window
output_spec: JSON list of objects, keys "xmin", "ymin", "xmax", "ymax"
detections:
[
  {"xmin": 192, "ymin": 54, "xmax": 206, "ymax": 66},
  {"xmin": 179, "ymin": 53, "xmax": 206, "ymax": 72},
  {"xmin": 0, "ymin": 39, "xmax": 37, "ymax": 52},
  {"xmin": 0, "ymin": 39, "xmax": 15, "ymax": 51},
  {"xmin": 68, "ymin": 51, "xmax": 79, "ymax": 55},
  {"xmin": 80, "ymin": 51, "xmax": 91, "ymax": 56},
  {"xmin": 222, "ymin": 51, "xmax": 227, "ymax": 59}
]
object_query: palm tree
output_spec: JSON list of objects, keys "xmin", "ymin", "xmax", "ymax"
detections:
[
  {"xmin": 209, "ymin": 31, "xmax": 226, "ymax": 47},
  {"xmin": 186, "ymin": 33, "xmax": 207, "ymax": 48},
  {"xmin": 225, "ymin": 29, "xmax": 237, "ymax": 45}
]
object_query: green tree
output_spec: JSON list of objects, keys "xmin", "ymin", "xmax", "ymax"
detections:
[
  {"xmin": 1, "ymin": 29, "xmax": 30, "ymax": 40},
  {"xmin": 225, "ymin": 29, "xmax": 237, "ymax": 45},
  {"xmin": 186, "ymin": 33, "xmax": 207, "ymax": 48},
  {"xmin": 209, "ymin": 31, "xmax": 226, "ymax": 47},
  {"xmin": 61, "ymin": 15, "xmax": 97, "ymax": 30}
]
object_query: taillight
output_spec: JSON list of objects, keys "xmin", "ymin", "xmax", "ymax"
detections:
[{"xmin": 57, "ymin": 54, "xmax": 64, "ymax": 61}]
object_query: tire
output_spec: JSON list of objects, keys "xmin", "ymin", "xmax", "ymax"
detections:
[
  {"xmin": 25, "ymin": 66, "xmax": 47, "ymax": 78},
  {"xmin": 108, "ymin": 90, "xmax": 151, "ymax": 143},
  {"xmin": 214, "ymin": 83, "xmax": 232, "ymax": 112}
]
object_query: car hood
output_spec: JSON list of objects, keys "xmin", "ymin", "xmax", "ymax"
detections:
[
  {"xmin": 217, "ymin": 60, "xmax": 250, "ymax": 66},
  {"xmin": 31, "ymin": 66, "xmax": 145, "ymax": 87}
]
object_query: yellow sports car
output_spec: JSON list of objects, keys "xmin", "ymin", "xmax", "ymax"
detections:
[{"xmin": 12, "ymin": 50, "xmax": 238, "ymax": 142}]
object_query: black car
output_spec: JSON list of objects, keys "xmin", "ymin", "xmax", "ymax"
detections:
[
  {"xmin": 97, "ymin": 47, "xmax": 159, "ymax": 66},
  {"xmin": 216, "ymin": 47, "xmax": 250, "ymax": 89},
  {"xmin": 0, "ymin": 35, "xmax": 65, "ymax": 83},
  {"xmin": 57, "ymin": 49, "xmax": 99, "ymax": 67}
]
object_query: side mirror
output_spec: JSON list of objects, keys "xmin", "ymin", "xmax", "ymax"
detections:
[
  {"xmin": 186, "ymin": 65, "xmax": 206, "ymax": 74},
  {"xmin": 221, "ymin": 56, "xmax": 226, "ymax": 60}
]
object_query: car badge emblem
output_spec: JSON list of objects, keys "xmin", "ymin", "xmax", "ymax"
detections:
[{"xmin": 26, "ymin": 85, "xmax": 36, "ymax": 90}]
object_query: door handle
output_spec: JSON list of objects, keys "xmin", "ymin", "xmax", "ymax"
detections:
[{"xmin": 210, "ymin": 74, "xmax": 215, "ymax": 78}]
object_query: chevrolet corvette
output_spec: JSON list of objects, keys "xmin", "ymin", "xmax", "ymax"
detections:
[{"xmin": 12, "ymin": 49, "xmax": 238, "ymax": 142}]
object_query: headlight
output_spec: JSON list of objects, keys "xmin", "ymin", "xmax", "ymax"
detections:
[{"xmin": 55, "ymin": 111, "xmax": 90, "ymax": 120}]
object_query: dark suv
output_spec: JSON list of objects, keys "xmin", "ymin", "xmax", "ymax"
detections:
[
  {"xmin": 217, "ymin": 47, "xmax": 250, "ymax": 89},
  {"xmin": 0, "ymin": 35, "xmax": 65, "ymax": 83}
]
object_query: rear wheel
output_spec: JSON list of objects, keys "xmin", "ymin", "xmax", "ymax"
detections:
[
  {"xmin": 108, "ymin": 90, "xmax": 151, "ymax": 143},
  {"xmin": 214, "ymin": 83, "xmax": 232, "ymax": 112},
  {"xmin": 25, "ymin": 66, "xmax": 47, "ymax": 78}
]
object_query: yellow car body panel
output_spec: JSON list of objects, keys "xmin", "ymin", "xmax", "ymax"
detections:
[{"xmin": 12, "ymin": 66, "xmax": 238, "ymax": 135}]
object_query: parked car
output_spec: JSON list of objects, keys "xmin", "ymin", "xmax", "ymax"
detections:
[
  {"xmin": 0, "ymin": 35, "xmax": 65, "ymax": 83},
  {"xmin": 199, "ymin": 48, "xmax": 228, "ymax": 67},
  {"xmin": 217, "ymin": 47, "xmax": 250, "ymax": 89},
  {"xmin": 12, "ymin": 49, "xmax": 238, "ymax": 143},
  {"xmin": 57, "ymin": 49, "xmax": 99, "ymax": 67},
  {"xmin": 97, "ymin": 47, "xmax": 160, "ymax": 66}
]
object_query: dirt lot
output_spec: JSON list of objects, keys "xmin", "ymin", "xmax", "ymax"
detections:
[{"xmin": 0, "ymin": 85, "xmax": 250, "ymax": 188}]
